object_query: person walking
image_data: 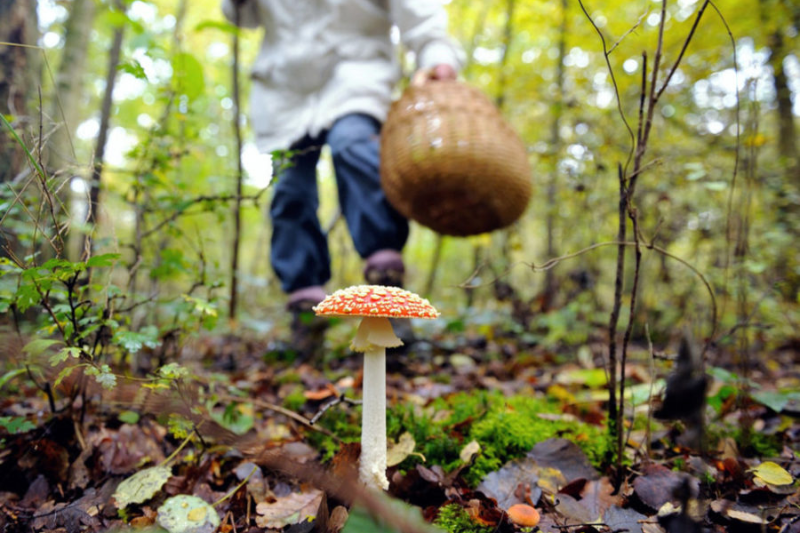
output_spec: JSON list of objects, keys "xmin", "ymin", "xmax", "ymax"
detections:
[{"xmin": 221, "ymin": 0, "xmax": 463, "ymax": 357}]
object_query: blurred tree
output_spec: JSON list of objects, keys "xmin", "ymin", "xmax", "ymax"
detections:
[
  {"xmin": 0, "ymin": 0, "xmax": 39, "ymax": 183},
  {"xmin": 46, "ymin": 0, "xmax": 96, "ymax": 175}
]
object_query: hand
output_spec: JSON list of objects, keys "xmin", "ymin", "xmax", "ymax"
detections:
[{"xmin": 430, "ymin": 63, "xmax": 457, "ymax": 81}]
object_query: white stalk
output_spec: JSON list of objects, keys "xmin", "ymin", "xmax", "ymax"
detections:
[{"xmin": 360, "ymin": 346, "xmax": 389, "ymax": 490}]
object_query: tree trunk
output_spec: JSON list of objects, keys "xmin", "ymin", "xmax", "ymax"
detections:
[
  {"xmin": 766, "ymin": 30, "xmax": 798, "ymax": 179},
  {"xmin": 85, "ymin": 2, "xmax": 125, "ymax": 257},
  {"xmin": 47, "ymin": 0, "xmax": 96, "ymax": 174},
  {"xmin": 542, "ymin": 0, "xmax": 568, "ymax": 310},
  {"xmin": 0, "ymin": 0, "xmax": 39, "ymax": 183}
]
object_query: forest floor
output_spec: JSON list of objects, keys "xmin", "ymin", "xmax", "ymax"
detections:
[{"xmin": 0, "ymin": 316, "xmax": 798, "ymax": 533}]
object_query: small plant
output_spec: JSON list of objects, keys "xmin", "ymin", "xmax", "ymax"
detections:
[{"xmin": 434, "ymin": 504, "xmax": 493, "ymax": 533}]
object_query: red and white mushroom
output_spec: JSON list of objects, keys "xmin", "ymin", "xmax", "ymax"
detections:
[{"xmin": 313, "ymin": 285, "xmax": 439, "ymax": 490}]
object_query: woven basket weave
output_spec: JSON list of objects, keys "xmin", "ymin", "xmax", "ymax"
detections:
[{"xmin": 380, "ymin": 80, "xmax": 532, "ymax": 236}]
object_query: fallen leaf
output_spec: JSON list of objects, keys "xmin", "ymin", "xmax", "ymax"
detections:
[
  {"xmin": 459, "ymin": 440, "xmax": 480, "ymax": 464},
  {"xmin": 727, "ymin": 509, "xmax": 768, "ymax": 524},
  {"xmin": 527, "ymin": 438, "xmax": 599, "ymax": 483},
  {"xmin": 477, "ymin": 457, "xmax": 542, "ymax": 509},
  {"xmin": 304, "ymin": 384, "xmax": 338, "ymax": 401},
  {"xmin": 157, "ymin": 495, "xmax": 220, "ymax": 533},
  {"xmin": 633, "ymin": 463, "xmax": 698, "ymax": 511},
  {"xmin": 750, "ymin": 461, "xmax": 794, "ymax": 487},
  {"xmin": 387, "ymin": 432, "xmax": 417, "ymax": 467},
  {"xmin": 113, "ymin": 465, "xmax": 172, "ymax": 509},
  {"xmin": 603, "ymin": 505, "xmax": 647, "ymax": 533},
  {"xmin": 255, "ymin": 489, "xmax": 323, "ymax": 529}
]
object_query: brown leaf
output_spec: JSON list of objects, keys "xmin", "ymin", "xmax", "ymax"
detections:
[
  {"xmin": 477, "ymin": 457, "xmax": 541, "ymax": 510},
  {"xmin": 20, "ymin": 475, "xmax": 49, "ymax": 508},
  {"xmin": 255, "ymin": 490, "xmax": 323, "ymax": 529},
  {"xmin": 330, "ymin": 442, "xmax": 360, "ymax": 481},
  {"xmin": 633, "ymin": 463, "xmax": 698, "ymax": 511},
  {"xmin": 603, "ymin": 505, "xmax": 647, "ymax": 533},
  {"xmin": 527, "ymin": 438, "xmax": 599, "ymax": 483},
  {"xmin": 577, "ymin": 478, "xmax": 619, "ymax": 520}
]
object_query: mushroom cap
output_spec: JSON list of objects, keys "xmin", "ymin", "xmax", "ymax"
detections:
[
  {"xmin": 507, "ymin": 504, "xmax": 540, "ymax": 527},
  {"xmin": 313, "ymin": 285, "xmax": 439, "ymax": 319}
]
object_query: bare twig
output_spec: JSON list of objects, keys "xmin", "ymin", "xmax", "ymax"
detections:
[
  {"xmin": 310, "ymin": 394, "xmax": 362, "ymax": 425},
  {"xmin": 577, "ymin": 0, "xmax": 636, "ymax": 173}
]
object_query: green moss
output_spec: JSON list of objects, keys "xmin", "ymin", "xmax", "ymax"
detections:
[
  {"xmin": 282, "ymin": 386, "xmax": 307, "ymax": 412},
  {"xmin": 386, "ymin": 391, "xmax": 607, "ymax": 487},
  {"xmin": 736, "ymin": 429, "xmax": 783, "ymax": 458},
  {"xmin": 306, "ymin": 403, "xmax": 362, "ymax": 462},
  {"xmin": 433, "ymin": 504, "xmax": 493, "ymax": 533},
  {"xmin": 464, "ymin": 395, "xmax": 607, "ymax": 485}
]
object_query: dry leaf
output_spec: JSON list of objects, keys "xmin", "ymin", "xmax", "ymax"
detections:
[
  {"xmin": 386, "ymin": 432, "xmax": 417, "ymax": 467},
  {"xmin": 459, "ymin": 440, "xmax": 481, "ymax": 464},
  {"xmin": 750, "ymin": 461, "xmax": 794, "ymax": 486},
  {"xmin": 255, "ymin": 490, "xmax": 323, "ymax": 529}
]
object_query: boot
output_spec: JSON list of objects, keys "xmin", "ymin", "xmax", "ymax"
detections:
[
  {"xmin": 363, "ymin": 250, "xmax": 416, "ymax": 346},
  {"xmin": 286, "ymin": 287, "xmax": 328, "ymax": 362}
]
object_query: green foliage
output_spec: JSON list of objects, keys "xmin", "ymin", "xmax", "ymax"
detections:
[
  {"xmin": 384, "ymin": 391, "xmax": 606, "ymax": 487},
  {"xmin": 735, "ymin": 429, "xmax": 784, "ymax": 458},
  {"xmin": 0, "ymin": 416, "xmax": 37, "ymax": 435},
  {"xmin": 433, "ymin": 504, "xmax": 492, "ymax": 533},
  {"xmin": 282, "ymin": 387, "xmax": 308, "ymax": 413}
]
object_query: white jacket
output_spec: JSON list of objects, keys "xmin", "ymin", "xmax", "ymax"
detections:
[{"xmin": 221, "ymin": 0, "xmax": 464, "ymax": 152}]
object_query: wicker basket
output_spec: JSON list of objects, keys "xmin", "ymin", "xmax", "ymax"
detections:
[{"xmin": 380, "ymin": 80, "xmax": 532, "ymax": 236}]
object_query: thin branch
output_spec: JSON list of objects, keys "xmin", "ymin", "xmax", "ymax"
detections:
[
  {"xmin": 607, "ymin": 8, "xmax": 650, "ymax": 55},
  {"xmin": 655, "ymin": 0, "xmax": 712, "ymax": 102},
  {"xmin": 217, "ymin": 393, "xmax": 339, "ymax": 441},
  {"xmin": 577, "ymin": 0, "xmax": 636, "ymax": 173},
  {"xmin": 458, "ymin": 241, "xmax": 718, "ymax": 349},
  {"xmin": 310, "ymin": 394, "xmax": 363, "ymax": 425}
]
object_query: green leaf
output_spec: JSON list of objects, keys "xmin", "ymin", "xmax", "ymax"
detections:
[
  {"xmin": 209, "ymin": 402, "xmax": 254, "ymax": 435},
  {"xmin": 157, "ymin": 495, "xmax": 220, "ymax": 533},
  {"xmin": 751, "ymin": 390, "xmax": 800, "ymax": 413},
  {"xmin": 0, "ymin": 416, "xmax": 36, "ymax": 434},
  {"xmin": 194, "ymin": 20, "xmax": 239, "ymax": 34},
  {"xmin": 54, "ymin": 365, "xmax": 78, "ymax": 388},
  {"xmin": 49, "ymin": 346, "xmax": 82, "ymax": 366},
  {"xmin": 0, "ymin": 368, "xmax": 27, "ymax": 391},
  {"xmin": 114, "ymin": 465, "xmax": 173, "ymax": 509},
  {"xmin": 119, "ymin": 410, "xmax": 141, "ymax": 425},
  {"xmin": 119, "ymin": 60, "xmax": 148, "ymax": 80},
  {"xmin": 113, "ymin": 326, "xmax": 161, "ymax": 354},
  {"xmin": 171, "ymin": 52, "xmax": 205, "ymax": 102},
  {"xmin": 86, "ymin": 364, "xmax": 117, "ymax": 390},
  {"xmin": 158, "ymin": 363, "xmax": 189, "ymax": 380},
  {"xmin": 22, "ymin": 339, "xmax": 62, "ymax": 357},
  {"xmin": 86, "ymin": 253, "xmax": 121, "ymax": 268},
  {"xmin": 342, "ymin": 499, "xmax": 443, "ymax": 533}
]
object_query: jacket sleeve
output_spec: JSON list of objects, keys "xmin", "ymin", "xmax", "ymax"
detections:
[
  {"xmin": 221, "ymin": 0, "xmax": 261, "ymax": 29},
  {"xmin": 390, "ymin": 0, "xmax": 465, "ymax": 71}
]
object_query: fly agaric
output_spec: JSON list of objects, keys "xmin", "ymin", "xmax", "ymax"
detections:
[{"xmin": 313, "ymin": 285, "xmax": 439, "ymax": 490}]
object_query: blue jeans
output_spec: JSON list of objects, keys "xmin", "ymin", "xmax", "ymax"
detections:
[{"xmin": 270, "ymin": 113, "xmax": 409, "ymax": 294}]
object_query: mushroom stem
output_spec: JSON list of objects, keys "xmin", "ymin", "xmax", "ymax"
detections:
[{"xmin": 360, "ymin": 345, "xmax": 389, "ymax": 490}]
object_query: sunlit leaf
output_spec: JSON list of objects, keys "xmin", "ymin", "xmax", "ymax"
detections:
[
  {"xmin": 114, "ymin": 466, "xmax": 173, "ymax": 509},
  {"xmin": 171, "ymin": 52, "xmax": 205, "ymax": 102},
  {"xmin": 157, "ymin": 495, "xmax": 219, "ymax": 533},
  {"xmin": 749, "ymin": 461, "xmax": 793, "ymax": 487},
  {"xmin": 386, "ymin": 432, "xmax": 417, "ymax": 467}
]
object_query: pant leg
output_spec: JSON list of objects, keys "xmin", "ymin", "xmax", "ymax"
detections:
[
  {"xmin": 327, "ymin": 113, "xmax": 409, "ymax": 259},
  {"xmin": 269, "ymin": 136, "xmax": 330, "ymax": 294}
]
